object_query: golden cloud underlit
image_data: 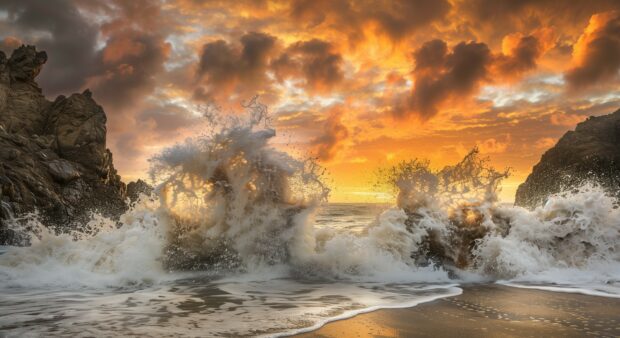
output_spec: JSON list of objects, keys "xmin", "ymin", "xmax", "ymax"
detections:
[{"xmin": 2, "ymin": 0, "xmax": 620, "ymax": 202}]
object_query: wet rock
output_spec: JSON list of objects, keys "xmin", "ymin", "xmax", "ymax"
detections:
[
  {"xmin": 516, "ymin": 109, "xmax": 620, "ymax": 209},
  {"xmin": 0, "ymin": 45, "xmax": 128, "ymax": 244},
  {"xmin": 126, "ymin": 179, "xmax": 154, "ymax": 203}
]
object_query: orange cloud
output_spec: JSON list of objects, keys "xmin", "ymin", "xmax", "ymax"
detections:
[
  {"xmin": 4, "ymin": 0, "xmax": 620, "ymax": 203},
  {"xmin": 565, "ymin": 11, "xmax": 620, "ymax": 89},
  {"xmin": 494, "ymin": 34, "xmax": 544, "ymax": 78},
  {"xmin": 549, "ymin": 112, "xmax": 585, "ymax": 126},
  {"xmin": 288, "ymin": 0, "xmax": 451, "ymax": 44},
  {"xmin": 195, "ymin": 32, "xmax": 277, "ymax": 101},
  {"xmin": 394, "ymin": 39, "xmax": 492, "ymax": 120},
  {"xmin": 0, "ymin": 37, "xmax": 22, "ymax": 51},
  {"xmin": 477, "ymin": 136, "xmax": 510, "ymax": 154},
  {"xmin": 310, "ymin": 107, "xmax": 349, "ymax": 161},
  {"xmin": 534, "ymin": 137, "xmax": 556, "ymax": 149},
  {"xmin": 395, "ymin": 30, "xmax": 554, "ymax": 121},
  {"xmin": 272, "ymin": 39, "xmax": 344, "ymax": 93}
]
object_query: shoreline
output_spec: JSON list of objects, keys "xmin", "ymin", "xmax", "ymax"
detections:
[
  {"xmin": 292, "ymin": 284, "xmax": 620, "ymax": 338},
  {"xmin": 277, "ymin": 285, "xmax": 463, "ymax": 337}
]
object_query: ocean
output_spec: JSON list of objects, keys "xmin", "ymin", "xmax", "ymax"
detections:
[
  {"xmin": 0, "ymin": 111, "xmax": 618, "ymax": 337},
  {"xmin": 0, "ymin": 203, "xmax": 618, "ymax": 337}
]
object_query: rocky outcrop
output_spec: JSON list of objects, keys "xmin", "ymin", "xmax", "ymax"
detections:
[
  {"xmin": 126, "ymin": 179, "xmax": 154, "ymax": 203},
  {"xmin": 0, "ymin": 45, "xmax": 128, "ymax": 244},
  {"xmin": 515, "ymin": 109, "xmax": 620, "ymax": 209}
]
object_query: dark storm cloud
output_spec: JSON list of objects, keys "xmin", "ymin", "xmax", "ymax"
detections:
[
  {"xmin": 373, "ymin": 0, "xmax": 451, "ymax": 41},
  {"xmin": 196, "ymin": 32, "xmax": 277, "ymax": 100},
  {"xmin": 403, "ymin": 40, "xmax": 492, "ymax": 120},
  {"xmin": 461, "ymin": 0, "xmax": 540, "ymax": 23},
  {"xmin": 0, "ymin": 0, "xmax": 99, "ymax": 96},
  {"xmin": 0, "ymin": 0, "xmax": 174, "ymax": 109},
  {"xmin": 289, "ymin": 0, "xmax": 363, "ymax": 43},
  {"xmin": 413, "ymin": 39, "xmax": 449, "ymax": 70},
  {"xmin": 495, "ymin": 35, "xmax": 542, "ymax": 75},
  {"xmin": 272, "ymin": 39, "xmax": 344, "ymax": 92},
  {"xmin": 198, "ymin": 40, "xmax": 238, "ymax": 86},
  {"xmin": 289, "ymin": 0, "xmax": 450, "ymax": 44},
  {"xmin": 240, "ymin": 32, "xmax": 278, "ymax": 79},
  {"xmin": 90, "ymin": 30, "xmax": 170, "ymax": 111},
  {"xmin": 196, "ymin": 33, "xmax": 343, "ymax": 98},
  {"xmin": 458, "ymin": 0, "xmax": 620, "ymax": 35},
  {"xmin": 395, "ymin": 34, "xmax": 549, "ymax": 121},
  {"xmin": 565, "ymin": 11, "xmax": 620, "ymax": 89}
]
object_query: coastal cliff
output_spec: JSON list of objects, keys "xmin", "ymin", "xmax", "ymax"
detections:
[
  {"xmin": 516, "ymin": 109, "xmax": 620, "ymax": 208},
  {"xmin": 0, "ymin": 45, "xmax": 127, "ymax": 243}
]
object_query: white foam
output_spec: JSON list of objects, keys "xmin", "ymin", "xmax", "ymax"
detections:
[
  {"xmin": 272, "ymin": 285, "xmax": 462, "ymax": 337},
  {"xmin": 0, "ymin": 100, "xmax": 619, "ymax": 336},
  {"xmin": 498, "ymin": 281, "xmax": 620, "ymax": 298}
]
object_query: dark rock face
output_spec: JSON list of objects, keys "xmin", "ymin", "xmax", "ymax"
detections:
[
  {"xmin": 515, "ymin": 109, "xmax": 620, "ymax": 209},
  {"xmin": 0, "ymin": 45, "xmax": 128, "ymax": 244},
  {"xmin": 126, "ymin": 179, "xmax": 154, "ymax": 203}
]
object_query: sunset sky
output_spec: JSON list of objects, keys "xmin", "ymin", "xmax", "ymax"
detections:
[{"xmin": 1, "ymin": 1, "xmax": 620, "ymax": 202}]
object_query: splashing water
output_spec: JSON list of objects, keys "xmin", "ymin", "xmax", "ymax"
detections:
[
  {"xmin": 376, "ymin": 149, "xmax": 619, "ymax": 284},
  {"xmin": 148, "ymin": 98, "xmax": 329, "ymax": 273},
  {"xmin": 0, "ymin": 99, "xmax": 618, "ymax": 336}
]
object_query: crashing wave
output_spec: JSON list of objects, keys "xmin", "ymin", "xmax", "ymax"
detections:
[
  {"xmin": 377, "ymin": 149, "xmax": 619, "ymax": 280},
  {"xmin": 0, "ymin": 99, "xmax": 618, "ymax": 288},
  {"xmin": 148, "ymin": 98, "xmax": 329, "ymax": 271}
]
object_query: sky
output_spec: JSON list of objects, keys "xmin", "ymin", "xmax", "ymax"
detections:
[{"xmin": 1, "ymin": 0, "xmax": 620, "ymax": 203}]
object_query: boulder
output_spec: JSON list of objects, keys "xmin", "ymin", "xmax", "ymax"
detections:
[
  {"xmin": 515, "ymin": 109, "xmax": 620, "ymax": 209},
  {"xmin": 47, "ymin": 160, "xmax": 81, "ymax": 183}
]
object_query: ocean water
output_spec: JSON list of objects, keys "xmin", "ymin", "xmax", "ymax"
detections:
[
  {"xmin": 0, "ymin": 204, "xmax": 461, "ymax": 337},
  {"xmin": 1, "ymin": 105, "xmax": 618, "ymax": 336},
  {"xmin": 0, "ymin": 203, "xmax": 618, "ymax": 337}
]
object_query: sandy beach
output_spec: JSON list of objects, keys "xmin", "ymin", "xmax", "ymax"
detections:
[{"xmin": 294, "ymin": 284, "xmax": 620, "ymax": 338}]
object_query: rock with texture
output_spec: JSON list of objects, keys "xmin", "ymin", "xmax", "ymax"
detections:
[
  {"xmin": 0, "ymin": 45, "xmax": 129, "ymax": 244},
  {"xmin": 515, "ymin": 109, "xmax": 620, "ymax": 209},
  {"xmin": 126, "ymin": 179, "xmax": 154, "ymax": 203}
]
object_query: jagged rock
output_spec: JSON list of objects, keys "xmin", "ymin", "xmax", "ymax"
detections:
[
  {"xmin": 0, "ymin": 45, "xmax": 128, "ymax": 244},
  {"xmin": 515, "ymin": 109, "xmax": 620, "ymax": 209},
  {"xmin": 47, "ymin": 91, "xmax": 107, "ymax": 171},
  {"xmin": 6, "ymin": 45, "xmax": 47, "ymax": 83},
  {"xmin": 126, "ymin": 179, "xmax": 154, "ymax": 203},
  {"xmin": 0, "ymin": 46, "xmax": 50, "ymax": 136}
]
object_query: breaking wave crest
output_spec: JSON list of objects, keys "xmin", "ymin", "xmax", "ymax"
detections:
[
  {"xmin": 0, "ymin": 99, "xmax": 618, "ymax": 293},
  {"xmin": 377, "ymin": 149, "xmax": 619, "ymax": 287}
]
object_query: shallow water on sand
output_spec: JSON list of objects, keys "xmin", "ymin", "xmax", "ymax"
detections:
[
  {"xmin": 295, "ymin": 285, "xmax": 620, "ymax": 338},
  {"xmin": 0, "ymin": 276, "xmax": 461, "ymax": 337},
  {"xmin": 0, "ymin": 204, "xmax": 618, "ymax": 337},
  {"xmin": 0, "ymin": 204, "xmax": 458, "ymax": 337}
]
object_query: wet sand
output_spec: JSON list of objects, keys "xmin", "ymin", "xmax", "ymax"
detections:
[{"xmin": 294, "ymin": 284, "xmax": 620, "ymax": 338}]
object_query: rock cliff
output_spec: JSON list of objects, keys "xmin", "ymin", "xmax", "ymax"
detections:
[
  {"xmin": 0, "ymin": 45, "xmax": 127, "ymax": 244},
  {"xmin": 515, "ymin": 109, "xmax": 620, "ymax": 208}
]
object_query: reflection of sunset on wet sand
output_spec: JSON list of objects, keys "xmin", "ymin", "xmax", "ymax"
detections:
[{"xmin": 296, "ymin": 285, "xmax": 620, "ymax": 338}]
